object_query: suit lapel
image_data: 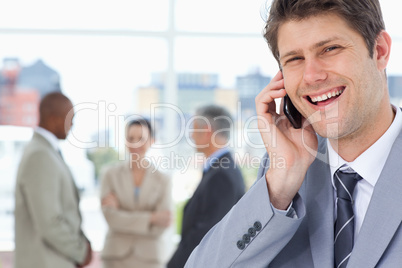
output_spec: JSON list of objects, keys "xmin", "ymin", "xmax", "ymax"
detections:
[
  {"xmin": 58, "ymin": 152, "xmax": 81, "ymax": 202},
  {"xmin": 34, "ymin": 132, "xmax": 81, "ymax": 202},
  {"xmin": 348, "ymin": 131, "xmax": 402, "ymax": 267},
  {"xmin": 55, "ymin": 146, "xmax": 81, "ymax": 203},
  {"xmin": 192, "ymin": 152, "xmax": 230, "ymax": 197},
  {"xmin": 306, "ymin": 137, "xmax": 335, "ymax": 268},
  {"xmin": 185, "ymin": 167, "xmax": 210, "ymax": 212},
  {"xmin": 184, "ymin": 152, "xmax": 232, "ymax": 223},
  {"xmin": 34, "ymin": 132, "xmax": 82, "ymax": 219},
  {"xmin": 183, "ymin": 153, "xmax": 223, "ymax": 220},
  {"xmin": 137, "ymin": 166, "xmax": 154, "ymax": 206},
  {"xmin": 120, "ymin": 163, "xmax": 136, "ymax": 209}
]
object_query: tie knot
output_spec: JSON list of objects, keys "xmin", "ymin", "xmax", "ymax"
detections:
[{"xmin": 334, "ymin": 169, "xmax": 362, "ymax": 201}]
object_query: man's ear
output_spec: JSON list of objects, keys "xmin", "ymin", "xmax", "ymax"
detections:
[{"xmin": 375, "ymin": 30, "xmax": 392, "ymax": 71}]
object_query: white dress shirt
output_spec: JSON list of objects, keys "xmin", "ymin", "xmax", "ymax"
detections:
[
  {"xmin": 328, "ymin": 105, "xmax": 402, "ymax": 240},
  {"xmin": 35, "ymin": 126, "xmax": 61, "ymax": 152}
]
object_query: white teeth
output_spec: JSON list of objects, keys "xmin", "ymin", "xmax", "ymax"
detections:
[{"xmin": 310, "ymin": 89, "xmax": 344, "ymax": 103}]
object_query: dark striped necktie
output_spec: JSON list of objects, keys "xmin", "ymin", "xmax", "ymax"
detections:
[{"xmin": 334, "ymin": 168, "xmax": 362, "ymax": 268}]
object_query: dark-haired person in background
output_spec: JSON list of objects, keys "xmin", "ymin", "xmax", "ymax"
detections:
[
  {"xmin": 100, "ymin": 118, "xmax": 172, "ymax": 268},
  {"xmin": 167, "ymin": 105, "xmax": 245, "ymax": 268},
  {"xmin": 185, "ymin": 0, "xmax": 402, "ymax": 267},
  {"xmin": 14, "ymin": 92, "xmax": 92, "ymax": 268}
]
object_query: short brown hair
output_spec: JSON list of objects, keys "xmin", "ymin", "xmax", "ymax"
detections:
[{"xmin": 264, "ymin": 0, "xmax": 385, "ymax": 64}]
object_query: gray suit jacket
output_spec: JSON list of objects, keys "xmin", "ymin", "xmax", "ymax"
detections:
[
  {"xmin": 185, "ymin": 131, "xmax": 402, "ymax": 267},
  {"xmin": 14, "ymin": 132, "xmax": 88, "ymax": 268}
]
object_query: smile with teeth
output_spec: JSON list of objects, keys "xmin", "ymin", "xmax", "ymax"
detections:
[{"xmin": 310, "ymin": 89, "xmax": 344, "ymax": 103}]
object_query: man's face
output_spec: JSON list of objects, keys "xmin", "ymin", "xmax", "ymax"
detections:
[
  {"xmin": 277, "ymin": 13, "xmax": 388, "ymax": 140},
  {"xmin": 191, "ymin": 120, "xmax": 210, "ymax": 153}
]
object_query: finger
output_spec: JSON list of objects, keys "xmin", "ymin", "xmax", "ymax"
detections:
[
  {"xmin": 101, "ymin": 197, "xmax": 109, "ymax": 205},
  {"xmin": 102, "ymin": 200, "xmax": 111, "ymax": 207},
  {"xmin": 102, "ymin": 193, "xmax": 113, "ymax": 202},
  {"xmin": 256, "ymin": 78, "xmax": 285, "ymax": 106},
  {"xmin": 256, "ymin": 87, "xmax": 286, "ymax": 117},
  {"xmin": 102, "ymin": 198, "xmax": 116, "ymax": 207},
  {"xmin": 256, "ymin": 78, "xmax": 285, "ymax": 100},
  {"xmin": 271, "ymin": 70, "xmax": 283, "ymax": 82}
]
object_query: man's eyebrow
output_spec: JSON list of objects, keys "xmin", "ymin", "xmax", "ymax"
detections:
[
  {"xmin": 313, "ymin": 38, "xmax": 338, "ymax": 49},
  {"xmin": 279, "ymin": 37, "xmax": 340, "ymax": 61},
  {"xmin": 280, "ymin": 50, "xmax": 302, "ymax": 61}
]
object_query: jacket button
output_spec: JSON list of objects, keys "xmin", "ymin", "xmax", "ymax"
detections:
[
  {"xmin": 243, "ymin": 234, "xmax": 251, "ymax": 243},
  {"xmin": 254, "ymin": 221, "xmax": 262, "ymax": 232},
  {"xmin": 248, "ymin": 227, "xmax": 256, "ymax": 237},
  {"xmin": 237, "ymin": 240, "xmax": 245, "ymax": 250}
]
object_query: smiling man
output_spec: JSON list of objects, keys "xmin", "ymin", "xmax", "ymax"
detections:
[{"xmin": 184, "ymin": 0, "xmax": 402, "ymax": 267}]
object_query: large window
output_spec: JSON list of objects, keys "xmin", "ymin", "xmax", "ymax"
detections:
[{"xmin": 0, "ymin": 0, "xmax": 401, "ymax": 260}]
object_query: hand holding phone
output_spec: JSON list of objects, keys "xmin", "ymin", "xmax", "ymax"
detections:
[
  {"xmin": 255, "ymin": 70, "xmax": 318, "ymax": 210},
  {"xmin": 283, "ymin": 94, "xmax": 302, "ymax": 129}
]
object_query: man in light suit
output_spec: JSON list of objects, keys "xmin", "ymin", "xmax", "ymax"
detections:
[
  {"xmin": 14, "ymin": 92, "xmax": 92, "ymax": 268},
  {"xmin": 185, "ymin": 0, "xmax": 402, "ymax": 267},
  {"xmin": 167, "ymin": 105, "xmax": 245, "ymax": 268}
]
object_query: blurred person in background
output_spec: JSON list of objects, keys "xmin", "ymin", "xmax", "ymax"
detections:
[
  {"xmin": 100, "ymin": 118, "xmax": 172, "ymax": 268},
  {"xmin": 167, "ymin": 105, "xmax": 245, "ymax": 268},
  {"xmin": 14, "ymin": 92, "xmax": 92, "ymax": 268}
]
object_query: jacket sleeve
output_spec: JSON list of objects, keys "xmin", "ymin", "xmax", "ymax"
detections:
[
  {"xmin": 100, "ymin": 167, "xmax": 172, "ymax": 237},
  {"xmin": 155, "ymin": 171, "xmax": 173, "ymax": 212},
  {"xmin": 184, "ymin": 153, "xmax": 306, "ymax": 268},
  {"xmin": 20, "ymin": 150, "xmax": 88, "ymax": 264}
]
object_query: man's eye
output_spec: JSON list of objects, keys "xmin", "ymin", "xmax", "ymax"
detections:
[
  {"xmin": 287, "ymin": 57, "xmax": 302, "ymax": 63},
  {"xmin": 325, "ymin": 46, "xmax": 339, "ymax": 52}
]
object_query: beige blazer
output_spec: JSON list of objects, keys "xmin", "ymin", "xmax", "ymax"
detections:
[
  {"xmin": 100, "ymin": 161, "xmax": 172, "ymax": 265},
  {"xmin": 14, "ymin": 132, "xmax": 88, "ymax": 268}
]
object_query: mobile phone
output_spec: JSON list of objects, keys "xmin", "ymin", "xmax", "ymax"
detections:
[{"xmin": 283, "ymin": 94, "xmax": 302, "ymax": 129}]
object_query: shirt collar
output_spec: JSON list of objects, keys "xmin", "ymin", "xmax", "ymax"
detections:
[
  {"xmin": 203, "ymin": 147, "xmax": 230, "ymax": 172},
  {"xmin": 328, "ymin": 105, "xmax": 402, "ymax": 187},
  {"xmin": 35, "ymin": 126, "xmax": 60, "ymax": 152}
]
